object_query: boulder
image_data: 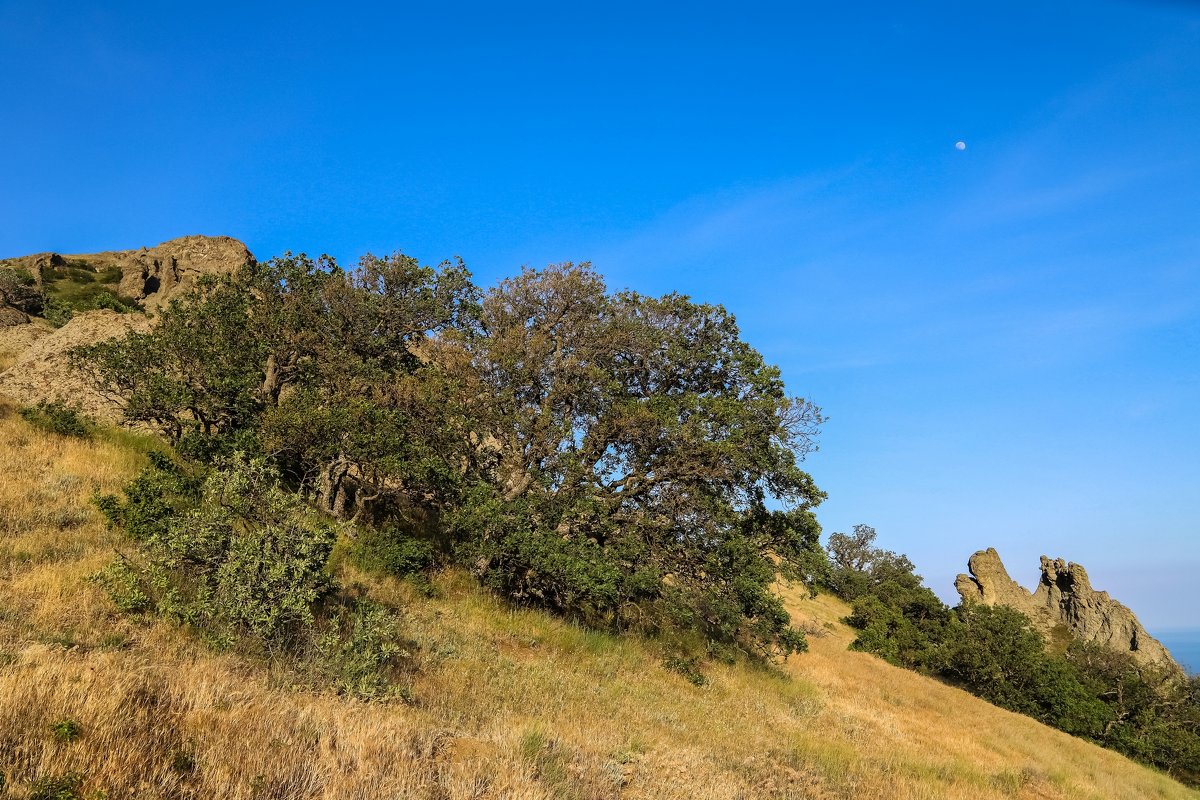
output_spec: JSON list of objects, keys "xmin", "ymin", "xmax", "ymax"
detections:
[
  {"xmin": 0, "ymin": 306, "xmax": 30, "ymax": 328},
  {"xmin": 956, "ymin": 547, "xmax": 1179, "ymax": 672}
]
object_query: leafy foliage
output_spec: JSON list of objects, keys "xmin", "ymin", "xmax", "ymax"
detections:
[
  {"xmin": 827, "ymin": 524, "xmax": 917, "ymax": 601},
  {"xmin": 312, "ymin": 601, "xmax": 414, "ymax": 700},
  {"xmin": 80, "ymin": 255, "xmax": 828, "ymax": 660},
  {"xmin": 451, "ymin": 263, "xmax": 827, "ymax": 657},
  {"xmin": 100, "ymin": 455, "xmax": 336, "ymax": 649},
  {"xmin": 75, "ymin": 253, "xmax": 479, "ymax": 511},
  {"xmin": 833, "ymin": 525, "xmax": 1200, "ymax": 786},
  {"xmin": 348, "ymin": 526, "xmax": 436, "ymax": 579},
  {"xmin": 49, "ymin": 719, "xmax": 82, "ymax": 743}
]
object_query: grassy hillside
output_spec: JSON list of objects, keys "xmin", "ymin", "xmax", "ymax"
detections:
[{"xmin": 0, "ymin": 401, "xmax": 1195, "ymax": 800}]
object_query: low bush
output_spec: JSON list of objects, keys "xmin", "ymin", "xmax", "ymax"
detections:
[
  {"xmin": 349, "ymin": 526, "xmax": 436, "ymax": 579},
  {"xmin": 20, "ymin": 402, "xmax": 92, "ymax": 439},
  {"xmin": 28, "ymin": 772, "xmax": 84, "ymax": 800},
  {"xmin": 49, "ymin": 719, "xmax": 81, "ymax": 743},
  {"xmin": 102, "ymin": 455, "xmax": 335, "ymax": 649},
  {"xmin": 312, "ymin": 600, "xmax": 415, "ymax": 700},
  {"xmin": 42, "ymin": 297, "xmax": 74, "ymax": 327},
  {"xmin": 97, "ymin": 453, "xmax": 416, "ymax": 699}
]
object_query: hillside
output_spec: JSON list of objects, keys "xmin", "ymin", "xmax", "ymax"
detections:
[{"xmin": 0, "ymin": 401, "xmax": 1194, "ymax": 800}]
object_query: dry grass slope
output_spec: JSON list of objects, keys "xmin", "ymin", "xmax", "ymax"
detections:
[{"xmin": 0, "ymin": 400, "xmax": 1195, "ymax": 799}]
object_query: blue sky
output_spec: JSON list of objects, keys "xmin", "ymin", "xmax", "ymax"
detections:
[{"xmin": 2, "ymin": 1, "xmax": 1197, "ymax": 628}]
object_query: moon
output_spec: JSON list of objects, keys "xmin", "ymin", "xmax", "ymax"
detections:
[{"xmin": 955, "ymin": 141, "xmax": 967, "ymax": 151}]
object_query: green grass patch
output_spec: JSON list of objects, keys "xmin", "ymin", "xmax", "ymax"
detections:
[
  {"xmin": 29, "ymin": 771, "xmax": 84, "ymax": 800},
  {"xmin": 20, "ymin": 402, "xmax": 93, "ymax": 439},
  {"xmin": 39, "ymin": 260, "xmax": 142, "ymax": 324},
  {"xmin": 519, "ymin": 726, "xmax": 577, "ymax": 793}
]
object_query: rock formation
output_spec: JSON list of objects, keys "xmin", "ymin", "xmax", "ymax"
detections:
[
  {"xmin": 0, "ymin": 310, "xmax": 153, "ymax": 422},
  {"xmin": 0, "ymin": 236, "xmax": 253, "ymax": 417},
  {"xmin": 0, "ymin": 306, "xmax": 29, "ymax": 328},
  {"xmin": 956, "ymin": 547, "xmax": 1179, "ymax": 671},
  {"xmin": 1, "ymin": 234, "xmax": 253, "ymax": 311}
]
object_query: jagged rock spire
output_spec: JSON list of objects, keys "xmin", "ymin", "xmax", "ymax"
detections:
[{"xmin": 956, "ymin": 547, "xmax": 1179, "ymax": 671}]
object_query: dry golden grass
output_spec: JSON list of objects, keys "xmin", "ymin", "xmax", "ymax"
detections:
[{"xmin": 0, "ymin": 401, "xmax": 1196, "ymax": 800}]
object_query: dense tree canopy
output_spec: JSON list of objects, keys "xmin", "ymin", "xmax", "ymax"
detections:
[
  {"xmin": 79, "ymin": 255, "xmax": 827, "ymax": 658},
  {"xmin": 77, "ymin": 253, "xmax": 480, "ymax": 517},
  {"xmin": 451, "ymin": 263, "xmax": 826, "ymax": 655}
]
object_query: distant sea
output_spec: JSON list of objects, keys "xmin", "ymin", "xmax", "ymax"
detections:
[{"xmin": 1156, "ymin": 629, "xmax": 1200, "ymax": 676}]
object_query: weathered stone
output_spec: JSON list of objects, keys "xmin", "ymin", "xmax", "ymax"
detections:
[
  {"xmin": 956, "ymin": 547, "xmax": 1180, "ymax": 672},
  {"xmin": 0, "ymin": 236, "xmax": 253, "ymax": 417},
  {"xmin": 0, "ymin": 264, "xmax": 45, "ymax": 315},
  {"xmin": 0, "ymin": 306, "xmax": 30, "ymax": 328},
  {"xmin": 1, "ymin": 234, "xmax": 253, "ymax": 311},
  {"xmin": 0, "ymin": 310, "xmax": 152, "ymax": 423}
]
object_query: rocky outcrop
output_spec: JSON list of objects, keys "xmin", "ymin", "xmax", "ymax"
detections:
[
  {"xmin": 1, "ymin": 235, "xmax": 254, "ymax": 311},
  {"xmin": 956, "ymin": 547, "xmax": 1179, "ymax": 672},
  {"xmin": 0, "ymin": 306, "xmax": 30, "ymax": 328},
  {"xmin": 1, "ymin": 261, "xmax": 44, "ymax": 322},
  {"xmin": 0, "ymin": 310, "xmax": 152, "ymax": 423},
  {"xmin": 0, "ymin": 236, "xmax": 253, "ymax": 417}
]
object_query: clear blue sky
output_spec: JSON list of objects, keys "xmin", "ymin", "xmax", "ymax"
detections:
[{"xmin": 2, "ymin": 1, "xmax": 1197, "ymax": 629}]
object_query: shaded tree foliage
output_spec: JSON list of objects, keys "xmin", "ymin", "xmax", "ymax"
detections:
[
  {"xmin": 76, "ymin": 253, "xmax": 480, "ymax": 520},
  {"xmin": 452, "ymin": 263, "xmax": 826, "ymax": 656},
  {"xmin": 832, "ymin": 526, "xmax": 1200, "ymax": 786},
  {"xmin": 79, "ymin": 255, "xmax": 828, "ymax": 659}
]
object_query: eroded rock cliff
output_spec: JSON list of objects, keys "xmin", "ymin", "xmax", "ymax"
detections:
[
  {"xmin": 956, "ymin": 547, "xmax": 1178, "ymax": 671},
  {"xmin": 0, "ymin": 236, "xmax": 253, "ymax": 416},
  {"xmin": 1, "ymin": 235, "xmax": 253, "ymax": 311}
]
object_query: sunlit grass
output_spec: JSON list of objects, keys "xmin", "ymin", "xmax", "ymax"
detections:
[{"xmin": 0, "ymin": 402, "xmax": 1196, "ymax": 799}]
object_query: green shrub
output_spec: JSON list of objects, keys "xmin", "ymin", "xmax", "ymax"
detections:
[
  {"xmin": 835, "ymin": 530, "xmax": 1200, "ymax": 786},
  {"xmin": 313, "ymin": 600, "xmax": 414, "ymax": 700},
  {"xmin": 91, "ymin": 558, "xmax": 152, "ymax": 613},
  {"xmin": 95, "ymin": 450, "xmax": 204, "ymax": 540},
  {"xmin": 98, "ymin": 453, "xmax": 418, "ymax": 698},
  {"xmin": 90, "ymin": 290, "xmax": 137, "ymax": 313},
  {"xmin": 28, "ymin": 772, "xmax": 83, "ymax": 800},
  {"xmin": 20, "ymin": 402, "xmax": 92, "ymax": 438},
  {"xmin": 49, "ymin": 718, "xmax": 81, "ymax": 743},
  {"xmin": 349, "ymin": 527, "xmax": 435, "ymax": 578},
  {"xmin": 170, "ymin": 749, "xmax": 196, "ymax": 774},
  {"xmin": 42, "ymin": 297, "xmax": 74, "ymax": 327},
  {"xmin": 99, "ymin": 455, "xmax": 335, "ymax": 650}
]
